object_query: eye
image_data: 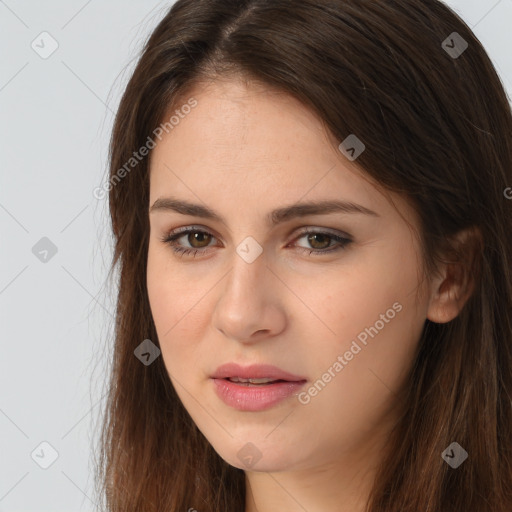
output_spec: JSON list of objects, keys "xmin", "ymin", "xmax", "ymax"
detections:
[
  {"xmin": 160, "ymin": 226, "xmax": 217, "ymax": 258},
  {"xmin": 160, "ymin": 226, "xmax": 352, "ymax": 258},
  {"xmin": 292, "ymin": 228, "xmax": 352, "ymax": 255}
]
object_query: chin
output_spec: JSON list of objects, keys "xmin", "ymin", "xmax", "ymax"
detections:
[
  {"xmin": 226, "ymin": 452, "xmax": 294, "ymax": 472},
  {"xmin": 210, "ymin": 436, "xmax": 300, "ymax": 472}
]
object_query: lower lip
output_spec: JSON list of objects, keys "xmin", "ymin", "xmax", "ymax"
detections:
[{"xmin": 211, "ymin": 378, "xmax": 307, "ymax": 411}]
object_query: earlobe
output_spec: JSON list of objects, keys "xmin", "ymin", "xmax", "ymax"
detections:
[{"xmin": 426, "ymin": 227, "xmax": 482, "ymax": 324}]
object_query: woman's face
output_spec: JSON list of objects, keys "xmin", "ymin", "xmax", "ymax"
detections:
[{"xmin": 147, "ymin": 78, "xmax": 431, "ymax": 473}]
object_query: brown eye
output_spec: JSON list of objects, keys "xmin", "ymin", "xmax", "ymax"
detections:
[
  {"xmin": 307, "ymin": 233, "xmax": 332, "ymax": 250},
  {"xmin": 161, "ymin": 227, "xmax": 218, "ymax": 257},
  {"xmin": 293, "ymin": 229, "xmax": 352, "ymax": 255},
  {"xmin": 187, "ymin": 231, "xmax": 212, "ymax": 248}
]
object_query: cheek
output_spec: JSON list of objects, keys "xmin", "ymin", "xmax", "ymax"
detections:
[
  {"xmin": 307, "ymin": 242, "xmax": 425, "ymax": 389},
  {"xmin": 316, "ymin": 246, "xmax": 420, "ymax": 335},
  {"xmin": 291, "ymin": 257, "xmax": 424, "ymax": 454},
  {"xmin": 146, "ymin": 245, "xmax": 239, "ymax": 453},
  {"xmin": 146, "ymin": 244, "xmax": 212, "ymax": 375},
  {"xmin": 147, "ymin": 242, "xmax": 194, "ymax": 331}
]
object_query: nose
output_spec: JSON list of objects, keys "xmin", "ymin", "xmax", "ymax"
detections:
[{"xmin": 211, "ymin": 249, "xmax": 287, "ymax": 344}]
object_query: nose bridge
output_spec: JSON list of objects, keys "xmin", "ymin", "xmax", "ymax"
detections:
[
  {"xmin": 223, "ymin": 242, "xmax": 268, "ymax": 302},
  {"xmin": 212, "ymin": 240, "xmax": 285, "ymax": 341}
]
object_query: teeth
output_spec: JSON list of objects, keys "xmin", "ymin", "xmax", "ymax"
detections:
[{"xmin": 229, "ymin": 377, "xmax": 278, "ymax": 384}]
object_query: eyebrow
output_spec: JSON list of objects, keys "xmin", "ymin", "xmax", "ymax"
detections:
[{"xmin": 149, "ymin": 196, "xmax": 379, "ymax": 225}]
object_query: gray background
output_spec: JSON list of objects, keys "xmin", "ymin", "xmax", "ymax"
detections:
[{"xmin": 1, "ymin": 1, "xmax": 511, "ymax": 510}]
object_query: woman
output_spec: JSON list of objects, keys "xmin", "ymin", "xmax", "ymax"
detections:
[{"xmin": 94, "ymin": 1, "xmax": 512, "ymax": 510}]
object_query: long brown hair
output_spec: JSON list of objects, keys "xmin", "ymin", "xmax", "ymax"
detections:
[{"xmin": 93, "ymin": 1, "xmax": 512, "ymax": 510}]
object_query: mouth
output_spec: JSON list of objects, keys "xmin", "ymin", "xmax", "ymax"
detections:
[
  {"xmin": 222, "ymin": 377, "xmax": 294, "ymax": 386},
  {"xmin": 211, "ymin": 362, "xmax": 307, "ymax": 382},
  {"xmin": 210, "ymin": 363, "xmax": 307, "ymax": 411}
]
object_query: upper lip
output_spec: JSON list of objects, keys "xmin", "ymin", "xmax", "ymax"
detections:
[{"xmin": 211, "ymin": 363, "xmax": 307, "ymax": 382}]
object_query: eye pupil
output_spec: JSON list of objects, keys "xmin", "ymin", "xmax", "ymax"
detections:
[{"xmin": 308, "ymin": 233, "xmax": 330, "ymax": 249}]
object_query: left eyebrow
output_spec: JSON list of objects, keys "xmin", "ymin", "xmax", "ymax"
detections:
[{"xmin": 149, "ymin": 197, "xmax": 380, "ymax": 226}]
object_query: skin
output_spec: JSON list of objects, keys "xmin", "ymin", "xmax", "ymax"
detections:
[{"xmin": 146, "ymin": 77, "xmax": 473, "ymax": 512}]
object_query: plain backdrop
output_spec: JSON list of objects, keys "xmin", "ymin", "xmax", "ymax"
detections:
[{"xmin": 1, "ymin": 1, "xmax": 511, "ymax": 510}]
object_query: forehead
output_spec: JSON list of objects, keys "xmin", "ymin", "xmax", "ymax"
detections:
[{"xmin": 148, "ymin": 79, "xmax": 402, "ymax": 223}]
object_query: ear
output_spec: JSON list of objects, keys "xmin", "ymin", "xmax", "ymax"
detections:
[{"xmin": 426, "ymin": 226, "xmax": 482, "ymax": 324}]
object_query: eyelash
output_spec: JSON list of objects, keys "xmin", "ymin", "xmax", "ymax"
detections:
[{"xmin": 159, "ymin": 226, "xmax": 352, "ymax": 258}]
